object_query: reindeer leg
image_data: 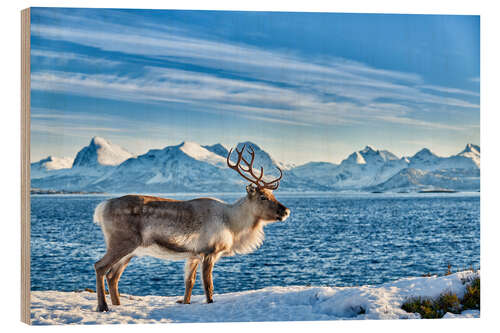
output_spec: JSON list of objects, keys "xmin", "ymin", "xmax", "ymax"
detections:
[
  {"xmin": 202, "ymin": 253, "xmax": 220, "ymax": 304},
  {"xmin": 177, "ymin": 257, "xmax": 200, "ymax": 304},
  {"xmin": 95, "ymin": 242, "xmax": 137, "ymax": 312},
  {"xmin": 106, "ymin": 256, "xmax": 132, "ymax": 306}
]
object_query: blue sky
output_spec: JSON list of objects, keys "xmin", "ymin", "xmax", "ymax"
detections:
[{"xmin": 30, "ymin": 8, "xmax": 479, "ymax": 164}]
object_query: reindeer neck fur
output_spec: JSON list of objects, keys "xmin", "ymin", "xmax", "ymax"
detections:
[{"xmin": 225, "ymin": 196, "xmax": 265, "ymax": 254}]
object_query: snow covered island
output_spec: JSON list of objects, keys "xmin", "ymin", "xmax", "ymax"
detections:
[{"xmin": 30, "ymin": 270, "xmax": 479, "ymax": 325}]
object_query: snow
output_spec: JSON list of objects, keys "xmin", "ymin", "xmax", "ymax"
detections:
[
  {"xmin": 202, "ymin": 143, "xmax": 229, "ymax": 158},
  {"xmin": 73, "ymin": 136, "xmax": 134, "ymax": 168},
  {"xmin": 355, "ymin": 152, "xmax": 367, "ymax": 164},
  {"xmin": 42, "ymin": 156, "xmax": 74, "ymax": 170},
  {"xmin": 179, "ymin": 141, "xmax": 226, "ymax": 167},
  {"xmin": 443, "ymin": 310, "xmax": 480, "ymax": 319},
  {"xmin": 145, "ymin": 172, "xmax": 172, "ymax": 184},
  {"xmin": 458, "ymin": 144, "xmax": 480, "ymax": 168},
  {"xmin": 31, "ymin": 156, "xmax": 74, "ymax": 178},
  {"xmin": 291, "ymin": 162, "xmax": 338, "ymax": 180},
  {"xmin": 30, "ymin": 271, "xmax": 479, "ymax": 325}
]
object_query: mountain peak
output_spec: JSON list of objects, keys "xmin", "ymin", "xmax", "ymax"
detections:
[
  {"xmin": 341, "ymin": 146, "xmax": 399, "ymax": 167},
  {"xmin": 361, "ymin": 145, "xmax": 376, "ymax": 153},
  {"xmin": 32, "ymin": 155, "xmax": 73, "ymax": 172},
  {"xmin": 89, "ymin": 136, "xmax": 110, "ymax": 147},
  {"xmin": 179, "ymin": 141, "xmax": 200, "ymax": 149},
  {"xmin": 413, "ymin": 148, "xmax": 437, "ymax": 159},
  {"xmin": 179, "ymin": 141, "xmax": 226, "ymax": 166},
  {"xmin": 202, "ymin": 143, "xmax": 229, "ymax": 158},
  {"xmin": 236, "ymin": 141, "xmax": 263, "ymax": 152},
  {"xmin": 73, "ymin": 137, "xmax": 133, "ymax": 168},
  {"xmin": 461, "ymin": 143, "xmax": 480, "ymax": 155},
  {"xmin": 232, "ymin": 141, "xmax": 291, "ymax": 171}
]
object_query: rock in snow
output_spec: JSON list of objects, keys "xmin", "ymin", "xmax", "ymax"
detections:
[
  {"xmin": 30, "ymin": 271, "xmax": 479, "ymax": 325},
  {"xmin": 31, "ymin": 137, "xmax": 480, "ymax": 193}
]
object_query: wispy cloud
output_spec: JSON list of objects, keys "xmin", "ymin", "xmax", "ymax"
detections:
[
  {"xmin": 31, "ymin": 108, "xmax": 117, "ymax": 122},
  {"xmin": 30, "ymin": 9, "xmax": 479, "ymax": 133},
  {"xmin": 375, "ymin": 116, "xmax": 465, "ymax": 131},
  {"xmin": 31, "ymin": 49, "xmax": 121, "ymax": 66},
  {"xmin": 30, "ymin": 68, "xmax": 472, "ymax": 131},
  {"xmin": 419, "ymin": 85, "xmax": 480, "ymax": 97},
  {"xmin": 31, "ymin": 123, "xmax": 122, "ymax": 136}
]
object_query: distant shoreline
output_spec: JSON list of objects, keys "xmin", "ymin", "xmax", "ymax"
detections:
[
  {"xmin": 31, "ymin": 189, "xmax": 106, "ymax": 195},
  {"xmin": 30, "ymin": 189, "xmax": 480, "ymax": 197}
]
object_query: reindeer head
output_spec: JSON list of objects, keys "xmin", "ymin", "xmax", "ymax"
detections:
[{"xmin": 227, "ymin": 145, "xmax": 290, "ymax": 222}]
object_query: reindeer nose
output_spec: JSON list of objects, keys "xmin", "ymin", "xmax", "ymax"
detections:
[{"xmin": 278, "ymin": 205, "xmax": 290, "ymax": 221}]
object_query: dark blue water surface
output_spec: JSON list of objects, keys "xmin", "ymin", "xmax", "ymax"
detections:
[{"xmin": 30, "ymin": 192, "xmax": 480, "ymax": 297}]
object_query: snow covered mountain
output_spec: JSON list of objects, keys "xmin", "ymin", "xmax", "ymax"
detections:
[
  {"xmin": 457, "ymin": 143, "xmax": 480, "ymax": 168},
  {"xmin": 233, "ymin": 142, "xmax": 293, "ymax": 171},
  {"xmin": 408, "ymin": 146, "xmax": 479, "ymax": 172},
  {"xmin": 31, "ymin": 156, "xmax": 74, "ymax": 179},
  {"xmin": 202, "ymin": 143, "xmax": 229, "ymax": 158},
  {"xmin": 31, "ymin": 137, "xmax": 133, "ymax": 191},
  {"xmin": 367, "ymin": 167, "xmax": 480, "ymax": 192},
  {"xmin": 290, "ymin": 162, "xmax": 338, "ymax": 180},
  {"xmin": 72, "ymin": 136, "xmax": 133, "ymax": 168},
  {"xmin": 329, "ymin": 146, "xmax": 409, "ymax": 189},
  {"xmin": 31, "ymin": 138, "xmax": 480, "ymax": 193},
  {"xmin": 366, "ymin": 144, "xmax": 480, "ymax": 192},
  {"xmin": 86, "ymin": 141, "xmax": 237, "ymax": 192},
  {"xmin": 31, "ymin": 140, "xmax": 283, "ymax": 193}
]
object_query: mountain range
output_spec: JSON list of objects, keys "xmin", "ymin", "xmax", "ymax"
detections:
[{"xmin": 31, "ymin": 137, "xmax": 480, "ymax": 193}]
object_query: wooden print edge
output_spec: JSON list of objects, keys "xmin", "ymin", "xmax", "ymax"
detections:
[{"xmin": 21, "ymin": 7, "xmax": 31, "ymax": 325}]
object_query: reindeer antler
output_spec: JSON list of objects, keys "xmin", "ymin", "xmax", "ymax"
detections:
[{"xmin": 227, "ymin": 144, "xmax": 283, "ymax": 190}]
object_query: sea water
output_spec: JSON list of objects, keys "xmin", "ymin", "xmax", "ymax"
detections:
[{"xmin": 30, "ymin": 192, "xmax": 480, "ymax": 297}]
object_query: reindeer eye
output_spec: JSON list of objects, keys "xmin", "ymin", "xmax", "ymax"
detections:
[{"xmin": 260, "ymin": 195, "xmax": 267, "ymax": 201}]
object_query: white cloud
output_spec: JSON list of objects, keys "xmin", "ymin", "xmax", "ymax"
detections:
[
  {"xmin": 31, "ymin": 123, "xmax": 122, "ymax": 136},
  {"xmin": 375, "ymin": 115, "xmax": 465, "ymax": 131},
  {"xmin": 419, "ymin": 85, "xmax": 480, "ymax": 97},
  {"xmin": 29, "ymin": 11, "xmax": 479, "ymax": 133},
  {"xmin": 31, "ymin": 49, "xmax": 121, "ymax": 66}
]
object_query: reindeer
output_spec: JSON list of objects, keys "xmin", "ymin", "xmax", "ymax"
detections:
[{"xmin": 92, "ymin": 145, "xmax": 290, "ymax": 312}]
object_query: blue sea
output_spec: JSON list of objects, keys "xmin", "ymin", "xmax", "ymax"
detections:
[{"xmin": 30, "ymin": 192, "xmax": 480, "ymax": 297}]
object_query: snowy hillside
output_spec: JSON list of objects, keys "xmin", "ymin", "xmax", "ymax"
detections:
[
  {"xmin": 233, "ymin": 141, "xmax": 293, "ymax": 172},
  {"xmin": 408, "ymin": 147, "xmax": 479, "ymax": 172},
  {"xmin": 290, "ymin": 161, "xmax": 338, "ymax": 180},
  {"xmin": 86, "ymin": 141, "xmax": 240, "ymax": 192},
  {"xmin": 31, "ymin": 137, "xmax": 134, "ymax": 191},
  {"xmin": 330, "ymin": 146, "xmax": 409, "ymax": 189},
  {"xmin": 367, "ymin": 168, "xmax": 480, "ymax": 192},
  {"xmin": 31, "ymin": 138, "xmax": 480, "ymax": 193},
  {"xmin": 30, "ymin": 270, "xmax": 479, "ymax": 325},
  {"xmin": 202, "ymin": 143, "xmax": 229, "ymax": 158},
  {"xmin": 458, "ymin": 143, "xmax": 480, "ymax": 168},
  {"xmin": 31, "ymin": 156, "xmax": 73, "ymax": 178}
]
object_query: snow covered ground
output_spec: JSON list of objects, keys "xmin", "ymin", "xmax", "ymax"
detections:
[{"xmin": 30, "ymin": 271, "xmax": 479, "ymax": 325}]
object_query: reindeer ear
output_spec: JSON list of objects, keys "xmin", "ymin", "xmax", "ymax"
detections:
[{"xmin": 246, "ymin": 184, "xmax": 258, "ymax": 195}]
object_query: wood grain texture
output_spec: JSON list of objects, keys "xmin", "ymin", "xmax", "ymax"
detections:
[{"xmin": 21, "ymin": 7, "xmax": 31, "ymax": 325}]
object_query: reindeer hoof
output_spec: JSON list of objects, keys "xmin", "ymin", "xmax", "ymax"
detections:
[
  {"xmin": 207, "ymin": 299, "xmax": 213, "ymax": 304},
  {"xmin": 176, "ymin": 299, "xmax": 189, "ymax": 304},
  {"xmin": 96, "ymin": 303, "xmax": 109, "ymax": 312}
]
